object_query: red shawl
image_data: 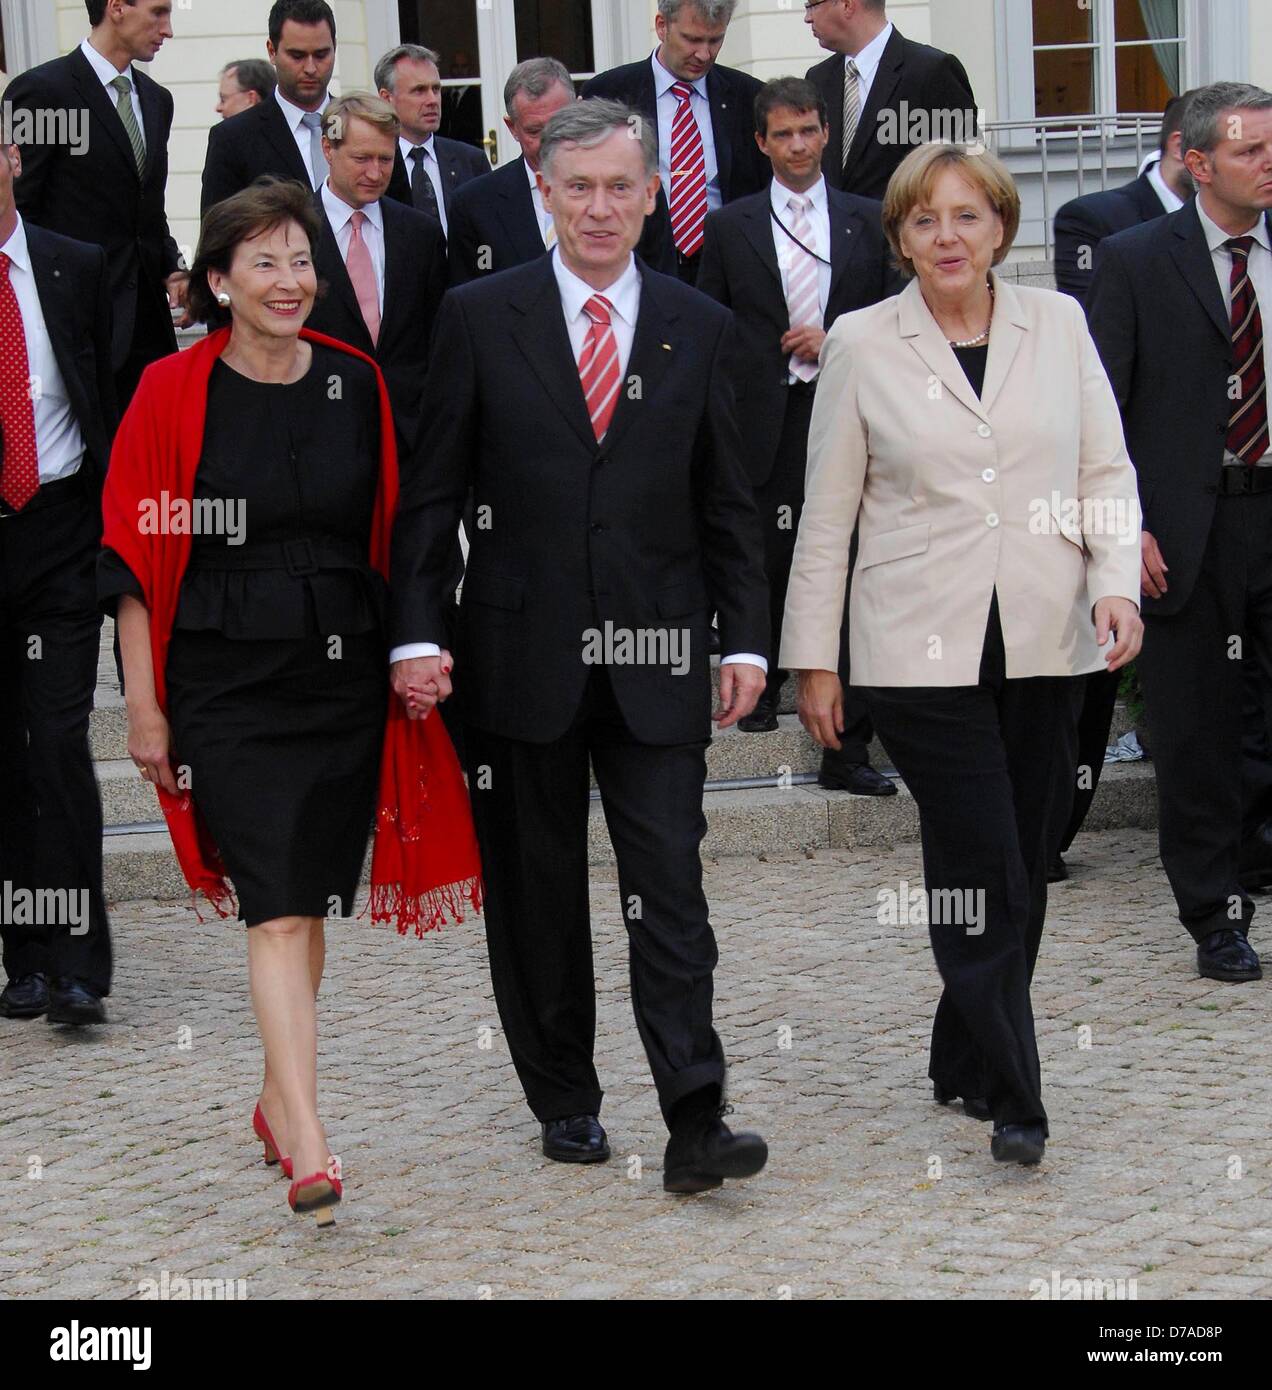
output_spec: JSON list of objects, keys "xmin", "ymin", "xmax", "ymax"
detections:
[{"xmin": 100, "ymin": 326, "xmax": 483, "ymax": 935}]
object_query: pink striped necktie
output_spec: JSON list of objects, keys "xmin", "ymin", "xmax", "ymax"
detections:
[
  {"xmin": 669, "ymin": 81, "xmax": 707, "ymax": 258},
  {"xmin": 784, "ymin": 194, "xmax": 822, "ymax": 383},
  {"xmin": 346, "ymin": 210, "xmax": 381, "ymax": 347},
  {"xmin": 579, "ymin": 294, "xmax": 621, "ymax": 442}
]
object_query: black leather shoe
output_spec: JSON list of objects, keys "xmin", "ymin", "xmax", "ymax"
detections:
[
  {"xmin": 663, "ymin": 1106, "xmax": 768, "ymax": 1193},
  {"xmin": 1239, "ymin": 820, "xmax": 1272, "ymax": 890},
  {"xmin": 991, "ymin": 1123, "xmax": 1045, "ymax": 1165},
  {"xmin": 541, "ymin": 1114, "xmax": 610, "ymax": 1163},
  {"xmin": 819, "ymin": 760, "xmax": 897, "ymax": 796},
  {"xmin": 1196, "ymin": 928, "xmax": 1263, "ymax": 982},
  {"xmin": 738, "ymin": 697, "xmax": 778, "ymax": 734},
  {"xmin": 46, "ymin": 978, "xmax": 106, "ymax": 1025},
  {"xmin": 0, "ymin": 973, "xmax": 49, "ymax": 1019},
  {"xmin": 1047, "ymin": 855, "xmax": 1068, "ymax": 883},
  {"xmin": 933, "ymin": 1082, "xmax": 992, "ymax": 1122}
]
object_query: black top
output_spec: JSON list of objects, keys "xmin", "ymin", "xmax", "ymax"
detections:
[
  {"xmin": 100, "ymin": 342, "xmax": 383, "ymax": 639},
  {"xmin": 953, "ymin": 342, "xmax": 989, "ymax": 399}
]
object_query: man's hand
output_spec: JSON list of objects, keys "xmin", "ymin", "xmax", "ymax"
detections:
[
  {"xmin": 1141, "ymin": 530, "xmax": 1168, "ymax": 600},
  {"xmin": 1093, "ymin": 597, "xmax": 1144, "ymax": 673},
  {"xmin": 796, "ymin": 669, "xmax": 843, "ymax": 750},
  {"xmin": 391, "ymin": 652, "xmax": 453, "ymax": 721},
  {"xmin": 166, "ymin": 271, "xmax": 193, "ymax": 329},
  {"xmin": 781, "ymin": 325, "xmax": 826, "ymax": 364},
  {"xmin": 714, "ymin": 661, "xmax": 766, "ymax": 729}
]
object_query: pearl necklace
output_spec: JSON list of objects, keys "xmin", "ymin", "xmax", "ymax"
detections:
[{"xmin": 947, "ymin": 285, "xmax": 995, "ymax": 349}]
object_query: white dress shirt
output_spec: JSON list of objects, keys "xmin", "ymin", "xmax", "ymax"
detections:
[
  {"xmin": 390, "ymin": 247, "xmax": 766, "ymax": 672},
  {"xmin": 275, "ymin": 87, "xmax": 330, "ymax": 189},
  {"xmin": 526, "ymin": 157, "xmax": 554, "ymax": 246},
  {"xmin": 1146, "ymin": 159, "xmax": 1185, "ymax": 214},
  {"xmin": 79, "ymin": 36, "xmax": 144, "ymax": 154},
  {"xmin": 399, "ymin": 134, "xmax": 449, "ymax": 236},
  {"xmin": 321, "ymin": 181, "xmax": 385, "ymax": 316},
  {"xmin": 0, "ymin": 214, "xmax": 85, "ymax": 483},
  {"xmin": 652, "ymin": 52, "xmax": 721, "ymax": 214},
  {"xmin": 844, "ymin": 21, "xmax": 894, "ymax": 109},
  {"xmin": 771, "ymin": 174, "xmax": 831, "ymax": 381}
]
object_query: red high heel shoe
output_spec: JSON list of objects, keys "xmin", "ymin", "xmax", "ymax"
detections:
[
  {"xmin": 252, "ymin": 1103, "xmax": 294, "ymax": 1179},
  {"xmin": 288, "ymin": 1169, "xmax": 343, "ymax": 1226}
]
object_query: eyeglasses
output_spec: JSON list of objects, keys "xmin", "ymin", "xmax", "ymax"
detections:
[{"xmin": 804, "ymin": 1, "xmax": 831, "ymax": 11}]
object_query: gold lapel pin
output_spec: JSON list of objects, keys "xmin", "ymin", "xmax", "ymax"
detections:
[{"xmin": 661, "ymin": 343, "xmax": 672, "ymax": 351}]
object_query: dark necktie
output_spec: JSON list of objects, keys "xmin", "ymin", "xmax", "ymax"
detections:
[
  {"xmin": 1227, "ymin": 236, "xmax": 1269, "ymax": 464},
  {"xmin": 409, "ymin": 146, "xmax": 441, "ymax": 221}
]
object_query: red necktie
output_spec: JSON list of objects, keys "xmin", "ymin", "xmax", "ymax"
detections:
[
  {"xmin": 579, "ymin": 295, "xmax": 620, "ymax": 442},
  {"xmin": 0, "ymin": 253, "xmax": 39, "ymax": 512},
  {"xmin": 1227, "ymin": 236, "xmax": 1268, "ymax": 464},
  {"xmin": 346, "ymin": 210, "xmax": 381, "ymax": 347},
  {"xmin": 669, "ymin": 81, "xmax": 707, "ymax": 258}
]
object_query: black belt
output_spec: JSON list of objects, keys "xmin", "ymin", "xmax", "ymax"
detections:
[
  {"xmin": 0, "ymin": 469, "xmax": 89, "ymax": 520},
  {"xmin": 1216, "ymin": 466, "xmax": 1272, "ymax": 496},
  {"xmin": 186, "ymin": 536, "xmax": 367, "ymax": 578}
]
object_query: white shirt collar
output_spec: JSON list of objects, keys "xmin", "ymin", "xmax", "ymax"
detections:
[
  {"xmin": 80, "ymin": 37, "xmax": 132, "ymax": 86},
  {"xmin": 846, "ymin": 21, "xmax": 893, "ymax": 83},
  {"xmin": 275, "ymin": 86, "xmax": 329, "ymax": 134},
  {"xmin": 551, "ymin": 247, "xmax": 641, "ymax": 330},
  {"xmin": 321, "ymin": 180, "xmax": 383, "ymax": 233},
  {"xmin": 400, "ymin": 132, "xmax": 436, "ymax": 160},
  {"xmin": 524, "ymin": 155, "xmax": 541, "ymax": 190},
  {"xmin": 0, "ymin": 212, "xmax": 30, "ymax": 273},
  {"xmin": 1146, "ymin": 161, "xmax": 1185, "ymax": 215},
  {"xmin": 1197, "ymin": 196, "xmax": 1271, "ymax": 255},
  {"xmin": 771, "ymin": 175, "xmax": 827, "ymax": 217},
  {"xmin": 651, "ymin": 50, "xmax": 708, "ymax": 101}
]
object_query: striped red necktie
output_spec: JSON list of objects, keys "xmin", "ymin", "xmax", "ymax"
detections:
[
  {"xmin": 579, "ymin": 294, "xmax": 621, "ymax": 442},
  {"xmin": 0, "ymin": 253, "xmax": 39, "ymax": 512},
  {"xmin": 669, "ymin": 81, "xmax": 707, "ymax": 258},
  {"xmin": 1227, "ymin": 235, "xmax": 1269, "ymax": 464}
]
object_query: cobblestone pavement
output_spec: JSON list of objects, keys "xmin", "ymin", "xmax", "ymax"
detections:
[{"xmin": 3, "ymin": 827, "xmax": 1272, "ymax": 1301}]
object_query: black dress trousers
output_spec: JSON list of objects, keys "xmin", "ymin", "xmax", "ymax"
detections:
[
  {"xmin": 462, "ymin": 666, "xmax": 725, "ymax": 1127},
  {"xmin": 861, "ymin": 597, "xmax": 1083, "ymax": 1130},
  {"xmin": 0, "ymin": 480, "xmax": 112, "ymax": 992}
]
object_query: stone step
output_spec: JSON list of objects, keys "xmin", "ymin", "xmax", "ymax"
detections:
[{"xmin": 101, "ymin": 761, "xmax": 1157, "ymax": 905}]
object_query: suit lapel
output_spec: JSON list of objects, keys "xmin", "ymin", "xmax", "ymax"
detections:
[
  {"xmin": 262, "ymin": 98, "xmax": 311, "ymax": 185},
  {"xmin": 503, "ymin": 158, "xmax": 548, "ymax": 262},
  {"xmin": 600, "ymin": 264, "xmax": 677, "ymax": 455},
  {"xmin": 135, "ymin": 68, "xmax": 163, "ymax": 181},
  {"xmin": 510, "ymin": 261, "xmax": 598, "ymax": 452},
  {"xmin": 436, "ymin": 142, "xmax": 460, "ymax": 214},
  {"xmin": 896, "ymin": 277, "xmax": 990, "ymax": 424},
  {"xmin": 826, "ymin": 192, "xmax": 864, "ymax": 304},
  {"xmin": 979, "ymin": 276, "xmax": 1028, "ymax": 417},
  {"xmin": 69, "ymin": 46, "xmax": 138, "ymax": 179},
  {"xmin": 315, "ymin": 194, "xmax": 372, "ymax": 350},
  {"xmin": 739, "ymin": 197, "xmax": 783, "ymax": 300},
  {"xmin": 845, "ymin": 28, "xmax": 904, "ymax": 179},
  {"xmin": 706, "ymin": 68, "xmax": 734, "ymax": 202},
  {"xmin": 1169, "ymin": 201, "xmax": 1231, "ymax": 342},
  {"xmin": 378, "ymin": 201, "xmax": 411, "ymax": 347}
]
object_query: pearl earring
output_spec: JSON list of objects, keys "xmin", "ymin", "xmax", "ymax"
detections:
[{"xmin": 215, "ymin": 290, "xmax": 231, "ymax": 308}]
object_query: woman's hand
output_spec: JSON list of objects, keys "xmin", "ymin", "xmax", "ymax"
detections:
[
  {"xmin": 796, "ymin": 669, "xmax": 844, "ymax": 750},
  {"xmin": 127, "ymin": 701, "xmax": 179, "ymax": 796},
  {"xmin": 1093, "ymin": 596, "xmax": 1143, "ymax": 673}
]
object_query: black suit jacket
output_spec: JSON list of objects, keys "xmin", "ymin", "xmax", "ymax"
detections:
[
  {"xmin": 1086, "ymin": 199, "xmax": 1252, "ymax": 616},
  {"xmin": 389, "ymin": 135, "xmax": 491, "ymax": 222},
  {"xmin": 446, "ymin": 154, "xmax": 676, "ymax": 285},
  {"xmin": 8, "ymin": 47, "xmax": 180, "ymax": 371},
  {"xmin": 11, "ymin": 225, "xmax": 118, "ymax": 499},
  {"xmin": 390, "ymin": 257, "xmax": 770, "ymax": 744},
  {"xmin": 807, "ymin": 28, "xmax": 976, "ymax": 200},
  {"xmin": 304, "ymin": 192, "xmax": 448, "ymax": 454},
  {"xmin": 697, "ymin": 184, "xmax": 902, "ymax": 486},
  {"xmin": 1053, "ymin": 170, "xmax": 1168, "ymax": 305}
]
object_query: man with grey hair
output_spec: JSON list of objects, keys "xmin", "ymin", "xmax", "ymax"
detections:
[
  {"xmin": 390, "ymin": 99, "xmax": 771, "ymax": 1193},
  {"xmin": 215, "ymin": 58, "xmax": 275, "ymax": 120},
  {"xmin": 1088, "ymin": 82, "xmax": 1272, "ymax": 984},
  {"xmin": 375, "ymin": 42, "xmax": 490, "ymax": 232},
  {"xmin": 583, "ymin": 0, "xmax": 768, "ymax": 284}
]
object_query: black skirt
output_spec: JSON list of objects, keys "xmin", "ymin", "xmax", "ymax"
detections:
[{"xmin": 166, "ymin": 629, "xmax": 387, "ymax": 925}]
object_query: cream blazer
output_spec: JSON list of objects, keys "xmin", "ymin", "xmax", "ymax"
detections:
[{"xmin": 779, "ymin": 274, "xmax": 1141, "ymax": 686}]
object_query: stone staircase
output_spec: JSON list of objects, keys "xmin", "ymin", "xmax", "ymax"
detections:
[{"xmin": 92, "ymin": 619, "xmax": 1156, "ymax": 902}]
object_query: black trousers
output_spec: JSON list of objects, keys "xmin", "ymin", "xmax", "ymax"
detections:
[
  {"xmin": 862, "ymin": 598, "xmax": 1082, "ymax": 1131},
  {"xmin": 1137, "ymin": 491, "xmax": 1272, "ymax": 941},
  {"xmin": 462, "ymin": 668, "xmax": 724, "ymax": 1127},
  {"xmin": 0, "ymin": 482, "xmax": 112, "ymax": 992},
  {"xmin": 758, "ymin": 383, "xmax": 872, "ymax": 764}
]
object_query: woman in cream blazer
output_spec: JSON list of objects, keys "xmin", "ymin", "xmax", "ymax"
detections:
[{"xmin": 781, "ymin": 143, "xmax": 1143, "ymax": 1167}]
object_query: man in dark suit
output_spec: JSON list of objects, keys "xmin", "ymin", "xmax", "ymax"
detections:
[
  {"xmin": 1087, "ymin": 82, "xmax": 1272, "ymax": 984},
  {"xmin": 390, "ymin": 101, "xmax": 771, "ymax": 1193},
  {"xmin": 0, "ymin": 141, "xmax": 118, "ymax": 1025},
  {"xmin": 582, "ymin": 0, "xmax": 768, "ymax": 285},
  {"xmin": 305, "ymin": 94, "xmax": 446, "ymax": 456},
  {"xmin": 697, "ymin": 76, "xmax": 900, "ymax": 796},
  {"xmin": 201, "ymin": 0, "xmax": 340, "ymax": 215},
  {"xmin": 374, "ymin": 43, "xmax": 491, "ymax": 238},
  {"xmin": 804, "ymin": 0, "xmax": 975, "ymax": 200},
  {"xmin": 7, "ymin": 0, "xmax": 187, "ymax": 406}
]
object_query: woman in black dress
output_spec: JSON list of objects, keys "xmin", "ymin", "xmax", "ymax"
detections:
[{"xmin": 100, "ymin": 180, "xmax": 422, "ymax": 1224}]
